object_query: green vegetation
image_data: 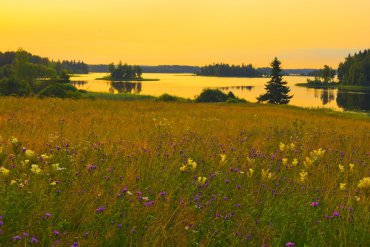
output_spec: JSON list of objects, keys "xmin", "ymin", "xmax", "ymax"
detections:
[
  {"xmin": 338, "ymin": 50, "xmax": 370, "ymax": 86},
  {"xmin": 0, "ymin": 98, "xmax": 369, "ymax": 246},
  {"xmin": 306, "ymin": 65, "xmax": 336, "ymax": 84},
  {"xmin": 296, "ymin": 82, "xmax": 370, "ymax": 92},
  {"xmin": 257, "ymin": 58, "xmax": 293, "ymax": 104},
  {"xmin": 106, "ymin": 62, "xmax": 143, "ymax": 80},
  {"xmin": 0, "ymin": 49, "xmax": 88, "ymax": 98},
  {"xmin": 195, "ymin": 89, "xmax": 246, "ymax": 103},
  {"xmin": 197, "ymin": 63, "xmax": 261, "ymax": 77}
]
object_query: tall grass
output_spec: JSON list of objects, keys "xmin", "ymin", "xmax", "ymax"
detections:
[{"xmin": 0, "ymin": 97, "xmax": 369, "ymax": 246}]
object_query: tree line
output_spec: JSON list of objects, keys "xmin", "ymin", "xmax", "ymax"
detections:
[
  {"xmin": 338, "ymin": 50, "xmax": 370, "ymax": 86},
  {"xmin": 197, "ymin": 63, "xmax": 261, "ymax": 77}
]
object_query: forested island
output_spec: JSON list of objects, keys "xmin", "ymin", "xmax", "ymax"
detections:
[{"xmin": 97, "ymin": 62, "xmax": 158, "ymax": 81}]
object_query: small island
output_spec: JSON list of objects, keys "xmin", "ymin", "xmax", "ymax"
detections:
[
  {"xmin": 196, "ymin": 63, "xmax": 262, "ymax": 77},
  {"xmin": 296, "ymin": 50, "xmax": 370, "ymax": 92},
  {"xmin": 96, "ymin": 62, "xmax": 159, "ymax": 81}
]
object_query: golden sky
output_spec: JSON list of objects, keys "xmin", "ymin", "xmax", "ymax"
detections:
[{"xmin": 1, "ymin": 0, "xmax": 369, "ymax": 68}]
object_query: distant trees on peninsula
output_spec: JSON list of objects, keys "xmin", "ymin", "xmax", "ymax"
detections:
[
  {"xmin": 108, "ymin": 62, "xmax": 142, "ymax": 80},
  {"xmin": 197, "ymin": 63, "xmax": 261, "ymax": 77},
  {"xmin": 338, "ymin": 49, "xmax": 370, "ymax": 86},
  {"xmin": 307, "ymin": 65, "xmax": 336, "ymax": 84}
]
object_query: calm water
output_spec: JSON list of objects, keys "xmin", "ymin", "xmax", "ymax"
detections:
[{"xmin": 70, "ymin": 73, "xmax": 370, "ymax": 112}]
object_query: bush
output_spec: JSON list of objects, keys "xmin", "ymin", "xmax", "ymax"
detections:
[
  {"xmin": 0, "ymin": 77, "xmax": 32, "ymax": 96},
  {"xmin": 157, "ymin": 93, "xmax": 181, "ymax": 102},
  {"xmin": 195, "ymin": 89, "xmax": 229, "ymax": 102},
  {"xmin": 195, "ymin": 89, "xmax": 245, "ymax": 103},
  {"xmin": 38, "ymin": 83, "xmax": 82, "ymax": 98}
]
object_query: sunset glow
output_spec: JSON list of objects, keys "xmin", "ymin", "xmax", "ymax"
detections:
[{"xmin": 1, "ymin": 0, "xmax": 369, "ymax": 67}]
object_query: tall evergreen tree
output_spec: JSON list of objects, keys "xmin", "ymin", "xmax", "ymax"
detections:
[{"xmin": 257, "ymin": 57, "xmax": 292, "ymax": 104}]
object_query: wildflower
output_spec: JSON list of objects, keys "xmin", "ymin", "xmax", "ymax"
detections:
[
  {"xmin": 10, "ymin": 180, "xmax": 17, "ymax": 185},
  {"xmin": 303, "ymin": 157, "xmax": 313, "ymax": 168},
  {"xmin": 267, "ymin": 172, "xmax": 275, "ymax": 180},
  {"xmin": 261, "ymin": 169, "xmax": 269, "ymax": 179},
  {"xmin": 159, "ymin": 191, "xmax": 166, "ymax": 197},
  {"xmin": 45, "ymin": 213, "xmax": 52, "ymax": 218},
  {"xmin": 13, "ymin": 235, "xmax": 22, "ymax": 241},
  {"xmin": 188, "ymin": 158, "xmax": 197, "ymax": 171},
  {"xmin": 357, "ymin": 177, "xmax": 370, "ymax": 190},
  {"xmin": 30, "ymin": 236, "xmax": 39, "ymax": 244},
  {"xmin": 50, "ymin": 181, "xmax": 57, "ymax": 186},
  {"xmin": 340, "ymin": 183, "xmax": 346, "ymax": 191},
  {"xmin": 289, "ymin": 143, "xmax": 296, "ymax": 150},
  {"xmin": 71, "ymin": 242, "xmax": 78, "ymax": 247},
  {"xmin": 246, "ymin": 157, "xmax": 255, "ymax": 165},
  {"xmin": 0, "ymin": 167, "xmax": 9, "ymax": 176},
  {"xmin": 286, "ymin": 242, "xmax": 296, "ymax": 247},
  {"xmin": 248, "ymin": 168, "xmax": 254, "ymax": 177},
  {"xmin": 282, "ymin": 158, "xmax": 288, "ymax": 166},
  {"xmin": 18, "ymin": 183, "xmax": 25, "ymax": 188},
  {"xmin": 291, "ymin": 158, "xmax": 298, "ymax": 167},
  {"xmin": 310, "ymin": 201, "xmax": 319, "ymax": 207},
  {"xmin": 333, "ymin": 211, "xmax": 340, "ymax": 217},
  {"xmin": 25, "ymin": 150, "xmax": 35, "ymax": 158},
  {"xmin": 354, "ymin": 196, "xmax": 360, "ymax": 202},
  {"xmin": 299, "ymin": 170, "xmax": 308, "ymax": 183},
  {"xmin": 180, "ymin": 165, "xmax": 187, "ymax": 172},
  {"xmin": 21, "ymin": 160, "xmax": 30, "ymax": 166},
  {"xmin": 349, "ymin": 163, "xmax": 355, "ymax": 172},
  {"xmin": 126, "ymin": 191, "xmax": 133, "ymax": 196},
  {"xmin": 220, "ymin": 154, "xmax": 226, "ymax": 163},
  {"xmin": 197, "ymin": 177, "xmax": 207, "ymax": 186},
  {"xmin": 53, "ymin": 230, "xmax": 60, "ymax": 236},
  {"xmin": 0, "ymin": 221, "xmax": 3, "ymax": 226},
  {"xmin": 96, "ymin": 206, "xmax": 105, "ymax": 213},
  {"xmin": 41, "ymin": 154, "xmax": 50, "ymax": 160},
  {"xmin": 312, "ymin": 148, "xmax": 325, "ymax": 157},
  {"xmin": 31, "ymin": 164, "xmax": 42, "ymax": 174},
  {"xmin": 11, "ymin": 137, "xmax": 19, "ymax": 144},
  {"xmin": 338, "ymin": 164, "xmax": 345, "ymax": 173},
  {"xmin": 279, "ymin": 142, "xmax": 285, "ymax": 151}
]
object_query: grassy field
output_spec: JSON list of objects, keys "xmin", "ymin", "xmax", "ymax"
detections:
[{"xmin": 0, "ymin": 97, "xmax": 369, "ymax": 246}]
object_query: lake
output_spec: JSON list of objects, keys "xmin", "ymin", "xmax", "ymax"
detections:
[{"xmin": 70, "ymin": 73, "xmax": 370, "ymax": 112}]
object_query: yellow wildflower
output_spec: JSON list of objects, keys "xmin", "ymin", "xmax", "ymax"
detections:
[
  {"xmin": 262, "ymin": 169, "xmax": 269, "ymax": 179},
  {"xmin": 249, "ymin": 168, "xmax": 254, "ymax": 177},
  {"xmin": 267, "ymin": 172, "xmax": 275, "ymax": 180},
  {"xmin": 198, "ymin": 177, "xmax": 207, "ymax": 186},
  {"xmin": 41, "ymin": 154, "xmax": 50, "ymax": 160},
  {"xmin": 31, "ymin": 164, "xmax": 42, "ymax": 174},
  {"xmin": 291, "ymin": 158, "xmax": 298, "ymax": 167},
  {"xmin": 11, "ymin": 137, "xmax": 19, "ymax": 144},
  {"xmin": 279, "ymin": 142, "xmax": 285, "ymax": 151},
  {"xmin": 21, "ymin": 160, "xmax": 30, "ymax": 166},
  {"xmin": 18, "ymin": 183, "xmax": 24, "ymax": 188},
  {"xmin": 303, "ymin": 157, "xmax": 313, "ymax": 168},
  {"xmin": 290, "ymin": 143, "xmax": 296, "ymax": 150},
  {"xmin": 0, "ymin": 167, "xmax": 10, "ymax": 176},
  {"xmin": 299, "ymin": 170, "xmax": 308, "ymax": 183},
  {"xmin": 180, "ymin": 165, "xmax": 187, "ymax": 172},
  {"xmin": 338, "ymin": 164, "xmax": 345, "ymax": 173},
  {"xmin": 11, "ymin": 179, "xmax": 17, "ymax": 185},
  {"xmin": 247, "ymin": 157, "xmax": 255, "ymax": 165},
  {"xmin": 340, "ymin": 183, "xmax": 346, "ymax": 190},
  {"xmin": 25, "ymin": 150, "xmax": 35, "ymax": 158},
  {"xmin": 354, "ymin": 196, "xmax": 360, "ymax": 202},
  {"xmin": 220, "ymin": 154, "xmax": 226, "ymax": 163},
  {"xmin": 349, "ymin": 163, "xmax": 355, "ymax": 172},
  {"xmin": 357, "ymin": 177, "xmax": 370, "ymax": 190},
  {"xmin": 188, "ymin": 158, "xmax": 197, "ymax": 171},
  {"xmin": 50, "ymin": 181, "xmax": 57, "ymax": 186},
  {"xmin": 282, "ymin": 158, "xmax": 288, "ymax": 166}
]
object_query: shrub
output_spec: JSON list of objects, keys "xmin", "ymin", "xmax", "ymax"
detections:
[
  {"xmin": 195, "ymin": 89, "xmax": 229, "ymax": 102},
  {"xmin": 38, "ymin": 83, "xmax": 82, "ymax": 98}
]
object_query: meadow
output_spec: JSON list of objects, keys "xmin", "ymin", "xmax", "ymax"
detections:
[{"xmin": 0, "ymin": 97, "xmax": 369, "ymax": 246}]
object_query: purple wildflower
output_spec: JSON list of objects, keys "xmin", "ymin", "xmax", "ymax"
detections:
[
  {"xmin": 333, "ymin": 211, "xmax": 340, "ymax": 217},
  {"xmin": 0, "ymin": 221, "xmax": 3, "ymax": 227},
  {"xmin": 71, "ymin": 241, "xmax": 78, "ymax": 247},
  {"xmin": 96, "ymin": 206, "xmax": 105, "ymax": 213},
  {"xmin": 310, "ymin": 201, "xmax": 319, "ymax": 207},
  {"xmin": 286, "ymin": 242, "xmax": 296, "ymax": 247},
  {"xmin": 159, "ymin": 191, "xmax": 166, "ymax": 196},
  {"xmin": 30, "ymin": 236, "xmax": 39, "ymax": 244},
  {"xmin": 22, "ymin": 147, "xmax": 27, "ymax": 152},
  {"xmin": 225, "ymin": 179, "xmax": 230, "ymax": 184},
  {"xmin": 23, "ymin": 232, "xmax": 29, "ymax": 237},
  {"xmin": 53, "ymin": 230, "xmax": 60, "ymax": 236},
  {"xmin": 45, "ymin": 213, "xmax": 52, "ymax": 218},
  {"xmin": 13, "ymin": 235, "xmax": 22, "ymax": 241},
  {"xmin": 144, "ymin": 201, "xmax": 155, "ymax": 207},
  {"xmin": 236, "ymin": 185, "xmax": 241, "ymax": 190}
]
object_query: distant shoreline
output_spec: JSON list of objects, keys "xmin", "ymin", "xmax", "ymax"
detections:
[{"xmin": 96, "ymin": 77, "xmax": 160, "ymax": 82}]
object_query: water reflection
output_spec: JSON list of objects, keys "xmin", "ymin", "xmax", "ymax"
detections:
[
  {"xmin": 217, "ymin": 85, "xmax": 254, "ymax": 91},
  {"xmin": 110, "ymin": 82, "xmax": 142, "ymax": 94},
  {"xmin": 71, "ymin": 80, "xmax": 88, "ymax": 87},
  {"xmin": 336, "ymin": 90, "xmax": 370, "ymax": 111},
  {"xmin": 313, "ymin": 89, "xmax": 335, "ymax": 105}
]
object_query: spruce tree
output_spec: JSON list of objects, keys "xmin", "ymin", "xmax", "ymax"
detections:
[{"xmin": 257, "ymin": 57, "xmax": 292, "ymax": 104}]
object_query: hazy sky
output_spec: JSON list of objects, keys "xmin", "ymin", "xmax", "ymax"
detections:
[{"xmin": 1, "ymin": 0, "xmax": 369, "ymax": 68}]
